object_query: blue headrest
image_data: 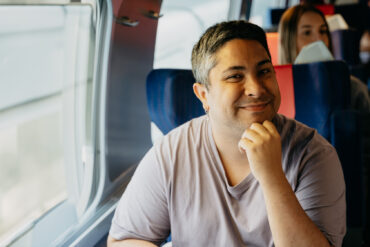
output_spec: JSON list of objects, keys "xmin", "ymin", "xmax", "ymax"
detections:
[
  {"xmin": 146, "ymin": 69, "xmax": 204, "ymax": 134},
  {"xmin": 293, "ymin": 61, "xmax": 351, "ymax": 139},
  {"xmin": 331, "ymin": 29, "xmax": 360, "ymax": 65}
]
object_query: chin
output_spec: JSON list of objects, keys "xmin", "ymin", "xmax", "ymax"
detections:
[{"xmin": 237, "ymin": 110, "xmax": 275, "ymax": 125}]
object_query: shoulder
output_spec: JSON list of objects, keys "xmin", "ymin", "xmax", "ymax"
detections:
[
  {"xmin": 274, "ymin": 114, "xmax": 323, "ymax": 145},
  {"xmin": 152, "ymin": 115, "xmax": 208, "ymax": 162},
  {"xmin": 276, "ymin": 115, "xmax": 344, "ymax": 204},
  {"xmin": 156, "ymin": 115, "xmax": 207, "ymax": 147}
]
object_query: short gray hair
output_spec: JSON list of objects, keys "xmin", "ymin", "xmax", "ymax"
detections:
[{"xmin": 191, "ymin": 20, "xmax": 271, "ymax": 88}]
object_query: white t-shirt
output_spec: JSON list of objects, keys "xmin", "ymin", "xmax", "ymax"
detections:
[{"xmin": 110, "ymin": 114, "xmax": 346, "ymax": 247}]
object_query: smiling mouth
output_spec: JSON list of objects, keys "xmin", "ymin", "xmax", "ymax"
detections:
[{"xmin": 239, "ymin": 101, "xmax": 271, "ymax": 112}]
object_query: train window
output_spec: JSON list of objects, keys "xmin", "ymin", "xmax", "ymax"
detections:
[
  {"xmin": 154, "ymin": 0, "xmax": 230, "ymax": 69},
  {"xmin": 0, "ymin": 3, "xmax": 95, "ymax": 246},
  {"xmin": 249, "ymin": 0, "xmax": 299, "ymax": 28}
]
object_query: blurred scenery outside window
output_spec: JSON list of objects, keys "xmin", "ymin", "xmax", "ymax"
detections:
[{"xmin": 0, "ymin": 5, "xmax": 94, "ymax": 244}]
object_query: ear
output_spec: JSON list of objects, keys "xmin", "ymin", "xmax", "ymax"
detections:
[{"xmin": 193, "ymin": 82, "xmax": 209, "ymax": 112}]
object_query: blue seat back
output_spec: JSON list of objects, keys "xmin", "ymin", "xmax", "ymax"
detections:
[
  {"xmin": 146, "ymin": 69, "xmax": 204, "ymax": 134},
  {"xmin": 331, "ymin": 110, "xmax": 369, "ymax": 228},
  {"xmin": 292, "ymin": 61, "xmax": 351, "ymax": 139},
  {"xmin": 331, "ymin": 29, "xmax": 361, "ymax": 66}
]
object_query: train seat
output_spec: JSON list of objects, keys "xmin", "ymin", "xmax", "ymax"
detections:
[
  {"xmin": 315, "ymin": 4, "xmax": 335, "ymax": 16},
  {"xmin": 266, "ymin": 32, "xmax": 279, "ymax": 65},
  {"xmin": 275, "ymin": 62, "xmax": 369, "ymax": 241},
  {"xmin": 331, "ymin": 28, "xmax": 361, "ymax": 66},
  {"xmin": 277, "ymin": 61, "xmax": 351, "ymax": 139},
  {"xmin": 146, "ymin": 69, "xmax": 204, "ymax": 135}
]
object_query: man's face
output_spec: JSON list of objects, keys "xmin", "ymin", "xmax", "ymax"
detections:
[{"xmin": 198, "ymin": 39, "xmax": 281, "ymax": 136}]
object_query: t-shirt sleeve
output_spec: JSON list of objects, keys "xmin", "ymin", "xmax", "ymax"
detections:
[
  {"xmin": 295, "ymin": 139, "xmax": 346, "ymax": 247},
  {"xmin": 109, "ymin": 147, "xmax": 170, "ymax": 245}
]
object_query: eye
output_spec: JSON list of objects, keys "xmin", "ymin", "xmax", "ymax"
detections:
[
  {"xmin": 303, "ymin": 30, "xmax": 311, "ymax": 36},
  {"xmin": 258, "ymin": 68, "xmax": 271, "ymax": 76},
  {"xmin": 226, "ymin": 73, "xmax": 244, "ymax": 82},
  {"xmin": 319, "ymin": 29, "xmax": 328, "ymax": 35}
]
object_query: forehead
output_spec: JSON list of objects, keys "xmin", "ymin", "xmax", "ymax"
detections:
[
  {"xmin": 298, "ymin": 11, "xmax": 325, "ymax": 26},
  {"xmin": 213, "ymin": 39, "xmax": 270, "ymax": 66}
]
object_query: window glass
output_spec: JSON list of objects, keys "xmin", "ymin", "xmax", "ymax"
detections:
[
  {"xmin": 249, "ymin": 0, "xmax": 299, "ymax": 29},
  {"xmin": 154, "ymin": 0, "xmax": 230, "ymax": 69},
  {"xmin": 0, "ymin": 5, "xmax": 94, "ymax": 244}
]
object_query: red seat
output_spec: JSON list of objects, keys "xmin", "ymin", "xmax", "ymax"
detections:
[
  {"xmin": 266, "ymin": 32, "xmax": 279, "ymax": 65},
  {"xmin": 315, "ymin": 4, "xmax": 335, "ymax": 16},
  {"xmin": 274, "ymin": 64, "xmax": 295, "ymax": 119}
]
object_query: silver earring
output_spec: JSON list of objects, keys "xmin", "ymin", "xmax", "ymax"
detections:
[{"xmin": 204, "ymin": 107, "xmax": 209, "ymax": 114}]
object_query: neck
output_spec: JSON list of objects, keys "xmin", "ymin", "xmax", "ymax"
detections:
[
  {"xmin": 209, "ymin": 119, "xmax": 251, "ymax": 186},
  {"xmin": 213, "ymin": 128, "xmax": 244, "ymax": 160}
]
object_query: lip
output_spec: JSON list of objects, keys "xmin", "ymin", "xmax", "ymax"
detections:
[{"xmin": 239, "ymin": 101, "xmax": 271, "ymax": 112}]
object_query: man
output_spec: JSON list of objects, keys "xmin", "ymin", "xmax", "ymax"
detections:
[{"xmin": 108, "ymin": 21, "xmax": 346, "ymax": 247}]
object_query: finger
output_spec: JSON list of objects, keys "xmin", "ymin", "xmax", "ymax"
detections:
[
  {"xmin": 238, "ymin": 137, "xmax": 253, "ymax": 153},
  {"xmin": 241, "ymin": 128, "xmax": 263, "ymax": 144},
  {"xmin": 249, "ymin": 122, "xmax": 270, "ymax": 137},
  {"xmin": 262, "ymin": 120, "xmax": 279, "ymax": 136}
]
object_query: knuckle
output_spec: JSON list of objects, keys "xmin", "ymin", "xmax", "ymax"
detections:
[
  {"xmin": 242, "ymin": 130, "xmax": 249, "ymax": 138},
  {"xmin": 265, "ymin": 134, "xmax": 272, "ymax": 141},
  {"xmin": 250, "ymin": 145, "xmax": 258, "ymax": 152}
]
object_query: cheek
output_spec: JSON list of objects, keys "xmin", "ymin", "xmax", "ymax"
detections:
[
  {"xmin": 296, "ymin": 37, "xmax": 304, "ymax": 54},
  {"xmin": 267, "ymin": 80, "xmax": 281, "ymax": 110},
  {"xmin": 323, "ymin": 35, "xmax": 330, "ymax": 48},
  {"xmin": 223, "ymin": 86, "xmax": 243, "ymax": 102},
  {"xmin": 274, "ymin": 88, "xmax": 281, "ymax": 111},
  {"xmin": 209, "ymin": 88, "xmax": 233, "ymax": 108}
]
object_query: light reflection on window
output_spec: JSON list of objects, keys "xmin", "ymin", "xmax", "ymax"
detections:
[{"xmin": 0, "ymin": 5, "xmax": 94, "ymax": 244}]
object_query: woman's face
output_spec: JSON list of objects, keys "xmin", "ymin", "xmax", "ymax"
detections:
[{"xmin": 296, "ymin": 11, "xmax": 329, "ymax": 54}]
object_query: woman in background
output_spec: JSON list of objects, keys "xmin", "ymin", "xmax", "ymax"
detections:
[{"xmin": 278, "ymin": 4, "xmax": 370, "ymax": 111}]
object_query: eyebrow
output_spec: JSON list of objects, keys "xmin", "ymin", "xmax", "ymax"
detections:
[
  {"xmin": 300, "ymin": 24, "xmax": 313, "ymax": 28},
  {"xmin": 257, "ymin": 59, "xmax": 271, "ymax": 67},
  {"xmin": 222, "ymin": 59, "xmax": 272, "ymax": 74},
  {"xmin": 300, "ymin": 24, "xmax": 327, "ymax": 29},
  {"xmin": 222, "ymin": 66, "xmax": 246, "ymax": 74}
]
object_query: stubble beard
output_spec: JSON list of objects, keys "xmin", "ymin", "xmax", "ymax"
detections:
[{"xmin": 233, "ymin": 106, "xmax": 277, "ymax": 133}]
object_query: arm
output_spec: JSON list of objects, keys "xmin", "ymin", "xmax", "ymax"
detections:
[
  {"xmin": 259, "ymin": 170, "xmax": 331, "ymax": 247},
  {"xmin": 108, "ymin": 148, "xmax": 170, "ymax": 246},
  {"xmin": 238, "ymin": 121, "xmax": 332, "ymax": 247},
  {"xmin": 107, "ymin": 235, "xmax": 157, "ymax": 247}
]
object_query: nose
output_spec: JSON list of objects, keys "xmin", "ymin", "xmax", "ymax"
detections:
[
  {"xmin": 244, "ymin": 75, "xmax": 266, "ymax": 98},
  {"xmin": 311, "ymin": 32, "xmax": 321, "ymax": 42},
  {"xmin": 313, "ymin": 31, "xmax": 326, "ymax": 43}
]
